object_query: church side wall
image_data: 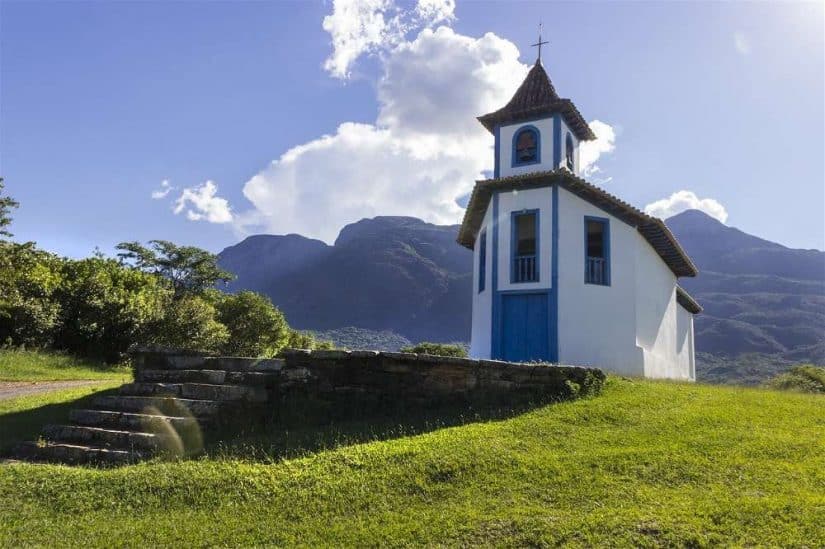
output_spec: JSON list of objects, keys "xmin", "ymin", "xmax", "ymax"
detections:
[
  {"xmin": 496, "ymin": 187, "xmax": 553, "ymax": 292},
  {"xmin": 634, "ymin": 233, "xmax": 694, "ymax": 381},
  {"xmin": 499, "ymin": 118, "xmax": 555, "ymax": 178},
  {"xmin": 676, "ymin": 304, "xmax": 696, "ymax": 380},
  {"xmin": 556, "ymin": 187, "xmax": 644, "ymax": 375},
  {"xmin": 470, "ymin": 204, "xmax": 494, "ymax": 358}
]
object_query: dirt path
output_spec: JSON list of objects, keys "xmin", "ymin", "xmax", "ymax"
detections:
[{"xmin": 0, "ymin": 380, "xmax": 112, "ymax": 401}]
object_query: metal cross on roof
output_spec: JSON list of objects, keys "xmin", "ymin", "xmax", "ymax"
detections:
[{"xmin": 531, "ymin": 23, "xmax": 549, "ymax": 62}]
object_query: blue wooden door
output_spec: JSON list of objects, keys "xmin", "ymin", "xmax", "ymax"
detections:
[{"xmin": 501, "ymin": 293, "xmax": 549, "ymax": 362}]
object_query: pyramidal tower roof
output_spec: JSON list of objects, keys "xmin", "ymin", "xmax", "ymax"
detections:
[{"xmin": 477, "ymin": 60, "xmax": 596, "ymax": 141}]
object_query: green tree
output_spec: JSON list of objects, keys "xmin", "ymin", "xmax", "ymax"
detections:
[
  {"xmin": 0, "ymin": 242, "xmax": 63, "ymax": 347},
  {"xmin": 0, "ymin": 178, "xmax": 19, "ymax": 238},
  {"xmin": 215, "ymin": 291, "xmax": 290, "ymax": 357},
  {"xmin": 53, "ymin": 257, "xmax": 169, "ymax": 362},
  {"xmin": 116, "ymin": 240, "xmax": 234, "ymax": 298},
  {"xmin": 146, "ymin": 295, "xmax": 229, "ymax": 354}
]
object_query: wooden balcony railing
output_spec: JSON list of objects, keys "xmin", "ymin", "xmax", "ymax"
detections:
[
  {"xmin": 586, "ymin": 256, "xmax": 608, "ymax": 285},
  {"xmin": 513, "ymin": 255, "xmax": 538, "ymax": 283}
]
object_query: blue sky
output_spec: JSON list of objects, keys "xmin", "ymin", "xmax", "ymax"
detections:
[{"xmin": 1, "ymin": 0, "xmax": 823, "ymax": 257}]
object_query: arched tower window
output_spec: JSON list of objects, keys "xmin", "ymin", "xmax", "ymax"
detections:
[
  {"xmin": 565, "ymin": 133, "xmax": 575, "ymax": 171},
  {"xmin": 512, "ymin": 126, "xmax": 540, "ymax": 166}
]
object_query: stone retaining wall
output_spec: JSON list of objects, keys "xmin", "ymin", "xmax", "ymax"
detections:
[{"xmin": 131, "ymin": 348, "xmax": 605, "ymax": 424}]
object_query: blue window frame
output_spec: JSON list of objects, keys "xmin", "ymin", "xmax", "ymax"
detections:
[
  {"xmin": 511, "ymin": 210, "xmax": 539, "ymax": 283},
  {"xmin": 478, "ymin": 228, "xmax": 487, "ymax": 293},
  {"xmin": 584, "ymin": 216, "xmax": 610, "ymax": 286},
  {"xmin": 512, "ymin": 125, "xmax": 541, "ymax": 167}
]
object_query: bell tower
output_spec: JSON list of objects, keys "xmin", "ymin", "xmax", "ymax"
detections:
[{"xmin": 477, "ymin": 31, "xmax": 596, "ymax": 178}]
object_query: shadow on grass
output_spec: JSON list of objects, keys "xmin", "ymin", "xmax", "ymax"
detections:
[
  {"xmin": 0, "ymin": 387, "xmax": 121, "ymax": 456},
  {"xmin": 203, "ymin": 396, "xmax": 564, "ymax": 463}
]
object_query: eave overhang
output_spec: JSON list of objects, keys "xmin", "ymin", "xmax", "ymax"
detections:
[
  {"xmin": 477, "ymin": 99, "xmax": 596, "ymax": 141},
  {"xmin": 457, "ymin": 169, "xmax": 699, "ymax": 279},
  {"xmin": 676, "ymin": 286, "xmax": 702, "ymax": 314}
]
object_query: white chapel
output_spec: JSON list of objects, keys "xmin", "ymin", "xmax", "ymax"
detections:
[{"xmin": 458, "ymin": 54, "xmax": 701, "ymax": 380}]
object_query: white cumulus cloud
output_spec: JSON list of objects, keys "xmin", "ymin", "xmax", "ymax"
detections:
[
  {"xmin": 173, "ymin": 181, "xmax": 233, "ymax": 224},
  {"xmin": 579, "ymin": 120, "xmax": 616, "ymax": 178},
  {"xmin": 734, "ymin": 31, "xmax": 751, "ymax": 55},
  {"xmin": 414, "ymin": 0, "xmax": 455, "ymax": 26},
  {"xmin": 167, "ymin": 2, "xmax": 618, "ymax": 241},
  {"xmin": 644, "ymin": 190, "xmax": 728, "ymax": 223},
  {"xmin": 322, "ymin": 0, "xmax": 455, "ymax": 79},
  {"xmin": 151, "ymin": 179, "xmax": 174, "ymax": 199},
  {"xmin": 239, "ymin": 26, "xmax": 528, "ymax": 243}
]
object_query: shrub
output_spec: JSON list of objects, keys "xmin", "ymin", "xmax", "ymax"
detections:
[
  {"xmin": 400, "ymin": 342, "xmax": 468, "ymax": 358},
  {"xmin": 766, "ymin": 365, "xmax": 825, "ymax": 394},
  {"xmin": 1, "ymin": 233, "xmax": 316, "ymax": 361},
  {"xmin": 215, "ymin": 291, "xmax": 289, "ymax": 357}
]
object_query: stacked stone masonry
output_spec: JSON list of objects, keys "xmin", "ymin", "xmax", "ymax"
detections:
[{"xmin": 13, "ymin": 349, "xmax": 604, "ymax": 465}]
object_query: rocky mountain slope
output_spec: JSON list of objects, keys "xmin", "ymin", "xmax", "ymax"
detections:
[
  {"xmin": 220, "ymin": 217, "xmax": 472, "ymax": 343},
  {"xmin": 669, "ymin": 210, "xmax": 824, "ymax": 360}
]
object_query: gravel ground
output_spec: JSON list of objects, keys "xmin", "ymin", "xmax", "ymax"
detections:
[{"xmin": 0, "ymin": 380, "xmax": 110, "ymax": 401}]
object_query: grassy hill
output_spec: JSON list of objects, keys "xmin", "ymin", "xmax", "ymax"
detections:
[
  {"xmin": 1, "ymin": 377, "xmax": 822, "ymax": 546},
  {"xmin": 0, "ymin": 349, "xmax": 130, "ymax": 382}
]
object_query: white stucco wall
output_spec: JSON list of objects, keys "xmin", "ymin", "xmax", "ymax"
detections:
[
  {"xmin": 499, "ymin": 118, "xmax": 555, "ymax": 178},
  {"xmin": 634, "ymin": 237, "xmax": 694, "ymax": 381},
  {"xmin": 496, "ymin": 187, "xmax": 553, "ymax": 292},
  {"xmin": 470, "ymin": 204, "xmax": 493, "ymax": 359},
  {"xmin": 676, "ymin": 304, "xmax": 696, "ymax": 380},
  {"xmin": 556, "ymin": 187, "xmax": 644, "ymax": 376}
]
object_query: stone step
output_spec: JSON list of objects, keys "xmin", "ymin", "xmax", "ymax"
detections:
[
  {"xmin": 41, "ymin": 424, "xmax": 170, "ymax": 452},
  {"xmin": 136, "ymin": 369, "xmax": 227, "ymax": 384},
  {"xmin": 135, "ymin": 355, "xmax": 284, "ymax": 373},
  {"xmin": 93, "ymin": 395, "xmax": 223, "ymax": 417},
  {"xmin": 119, "ymin": 382, "xmax": 267, "ymax": 402},
  {"xmin": 14, "ymin": 441, "xmax": 138, "ymax": 465},
  {"xmin": 69, "ymin": 409, "xmax": 200, "ymax": 432}
]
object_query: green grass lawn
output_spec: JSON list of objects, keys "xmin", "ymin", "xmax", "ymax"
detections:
[
  {"xmin": 0, "ymin": 383, "xmax": 124, "ymax": 455},
  {"xmin": 0, "ymin": 349, "xmax": 131, "ymax": 382},
  {"xmin": 0, "ymin": 378, "xmax": 823, "ymax": 547}
]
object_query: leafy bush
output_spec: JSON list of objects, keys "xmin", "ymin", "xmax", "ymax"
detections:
[
  {"xmin": 766, "ymin": 365, "xmax": 825, "ymax": 394},
  {"xmin": 215, "ymin": 291, "xmax": 289, "ymax": 357},
  {"xmin": 400, "ymin": 342, "xmax": 468, "ymax": 358},
  {"xmin": 1, "ymin": 223, "xmax": 314, "ymax": 361}
]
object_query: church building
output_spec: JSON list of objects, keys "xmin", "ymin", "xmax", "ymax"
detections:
[{"xmin": 458, "ymin": 54, "xmax": 701, "ymax": 380}]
